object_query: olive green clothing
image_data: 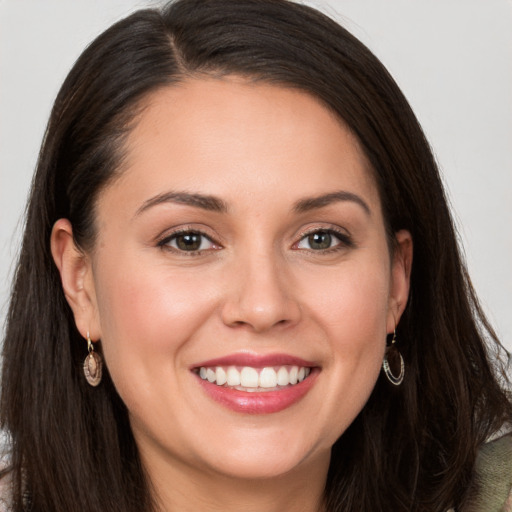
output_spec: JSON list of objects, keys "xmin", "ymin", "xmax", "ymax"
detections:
[{"xmin": 463, "ymin": 433, "xmax": 512, "ymax": 512}]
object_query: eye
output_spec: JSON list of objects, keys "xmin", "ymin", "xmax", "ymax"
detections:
[
  {"xmin": 295, "ymin": 229, "xmax": 351, "ymax": 251},
  {"xmin": 160, "ymin": 230, "xmax": 218, "ymax": 252}
]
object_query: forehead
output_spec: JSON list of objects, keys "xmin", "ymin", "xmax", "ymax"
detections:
[{"xmin": 103, "ymin": 77, "xmax": 380, "ymax": 212}]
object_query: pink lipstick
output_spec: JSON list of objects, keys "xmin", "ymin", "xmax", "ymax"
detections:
[{"xmin": 192, "ymin": 353, "xmax": 319, "ymax": 414}]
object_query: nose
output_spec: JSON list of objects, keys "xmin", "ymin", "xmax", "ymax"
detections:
[{"xmin": 220, "ymin": 252, "xmax": 301, "ymax": 333}]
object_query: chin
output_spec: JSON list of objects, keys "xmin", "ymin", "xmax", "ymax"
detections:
[
  {"xmin": 206, "ymin": 451, "xmax": 318, "ymax": 481},
  {"xmin": 195, "ymin": 427, "xmax": 331, "ymax": 481}
]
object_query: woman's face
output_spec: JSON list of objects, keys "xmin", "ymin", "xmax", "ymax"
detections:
[{"xmin": 59, "ymin": 78, "xmax": 411, "ymax": 484}]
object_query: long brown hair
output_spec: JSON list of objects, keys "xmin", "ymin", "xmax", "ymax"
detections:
[{"xmin": 2, "ymin": 1, "xmax": 510, "ymax": 510}]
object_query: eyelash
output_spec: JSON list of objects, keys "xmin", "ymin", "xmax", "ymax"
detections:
[
  {"xmin": 157, "ymin": 226, "xmax": 353, "ymax": 255},
  {"xmin": 157, "ymin": 228, "xmax": 220, "ymax": 255},
  {"xmin": 293, "ymin": 227, "xmax": 354, "ymax": 253}
]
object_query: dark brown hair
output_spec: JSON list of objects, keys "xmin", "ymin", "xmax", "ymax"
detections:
[{"xmin": 1, "ymin": 1, "xmax": 510, "ymax": 510}]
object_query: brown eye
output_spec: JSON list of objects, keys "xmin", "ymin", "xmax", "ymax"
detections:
[
  {"xmin": 176, "ymin": 233, "xmax": 202, "ymax": 251},
  {"xmin": 307, "ymin": 231, "xmax": 333, "ymax": 250},
  {"xmin": 162, "ymin": 231, "xmax": 216, "ymax": 252}
]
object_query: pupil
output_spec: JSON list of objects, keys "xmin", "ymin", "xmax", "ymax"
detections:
[
  {"xmin": 177, "ymin": 233, "xmax": 201, "ymax": 251},
  {"xmin": 309, "ymin": 231, "xmax": 331, "ymax": 250}
]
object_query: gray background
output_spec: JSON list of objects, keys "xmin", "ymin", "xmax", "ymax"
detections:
[{"xmin": 1, "ymin": 0, "xmax": 511, "ymax": 350}]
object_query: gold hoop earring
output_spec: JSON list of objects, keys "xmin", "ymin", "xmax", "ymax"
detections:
[
  {"xmin": 83, "ymin": 332, "xmax": 103, "ymax": 387},
  {"xmin": 382, "ymin": 330, "xmax": 404, "ymax": 386}
]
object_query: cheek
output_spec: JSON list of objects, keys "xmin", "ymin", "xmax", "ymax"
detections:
[
  {"xmin": 323, "ymin": 266, "xmax": 389, "ymax": 373},
  {"xmin": 91, "ymin": 254, "xmax": 217, "ymax": 385},
  {"xmin": 299, "ymin": 258, "xmax": 390, "ymax": 438},
  {"xmin": 305, "ymin": 257, "xmax": 391, "ymax": 343}
]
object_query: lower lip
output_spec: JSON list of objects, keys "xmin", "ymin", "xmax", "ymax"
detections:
[{"xmin": 195, "ymin": 370, "xmax": 318, "ymax": 414}]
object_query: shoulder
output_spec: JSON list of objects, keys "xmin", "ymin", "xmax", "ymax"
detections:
[
  {"xmin": 0, "ymin": 467, "xmax": 12, "ymax": 512},
  {"xmin": 0, "ymin": 438, "xmax": 13, "ymax": 512},
  {"xmin": 0, "ymin": 435, "xmax": 12, "ymax": 511},
  {"xmin": 464, "ymin": 433, "xmax": 512, "ymax": 512}
]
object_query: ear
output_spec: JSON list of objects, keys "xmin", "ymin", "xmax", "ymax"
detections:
[
  {"xmin": 386, "ymin": 229, "xmax": 413, "ymax": 333},
  {"xmin": 50, "ymin": 219, "xmax": 101, "ymax": 341}
]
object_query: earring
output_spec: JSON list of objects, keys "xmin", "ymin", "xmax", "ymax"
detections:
[
  {"xmin": 382, "ymin": 330, "xmax": 404, "ymax": 386},
  {"xmin": 83, "ymin": 332, "xmax": 103, "ymax": 387}
]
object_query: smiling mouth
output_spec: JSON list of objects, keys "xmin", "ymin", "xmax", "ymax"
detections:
[{"xmin": 195, "ymin": 365, "xmax": 312, "ymax": 392}]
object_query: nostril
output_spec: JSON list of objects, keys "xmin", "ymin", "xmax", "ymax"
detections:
[{"xmin": 225, "ymin": 317, "xmax": 293, "ymax": 333}]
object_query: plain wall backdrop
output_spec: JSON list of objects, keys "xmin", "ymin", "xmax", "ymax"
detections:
[{"xmin": 1, "ymin": 0, "xmax": 511, "ymax": 352}]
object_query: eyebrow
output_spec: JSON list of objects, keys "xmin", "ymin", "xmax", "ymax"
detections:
[
  {"xmin": 135, "ymin": 189, "xmax": 370, "ymax": 217},
  {"xmin": 135, "ymin": 191, "xmax": 228, "ymax": 216},
  {"xmin": 293, "ymin": 191, "xmax": 371, "ymax": 215}
]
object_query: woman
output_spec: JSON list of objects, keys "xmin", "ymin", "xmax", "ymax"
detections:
[{"xmin": 1, "ymin": 0, "xmax": 511, "ymax": 510}]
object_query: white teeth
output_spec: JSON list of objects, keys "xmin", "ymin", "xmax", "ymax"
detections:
[
  {"xmin": 226, "ymin": 366, "xmax": 241, "ymax": 386},
  {"xmin": 216, "ymin": 367, "xmax": 227, "ymax": 386},
  {"xmin": 259, "ymin": 367, "xmax": 277, "ymax": 388},
  {"xmin": 198, "ymin": 364, "xmax": 312, "ymax": 389},
  {"xmin": 240, "ymin": 367, "xmax": 259, "ymax": 387},
  {"xmin": 277, "ymin": 366, "xmax": 289, "ymax": 386}
]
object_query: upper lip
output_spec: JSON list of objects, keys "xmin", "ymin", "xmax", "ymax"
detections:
[{"xmin": 191, "ymin": 352, "xmax": 318, "ymax": 370}]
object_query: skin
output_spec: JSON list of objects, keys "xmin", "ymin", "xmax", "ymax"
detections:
[{"xmin": 51, "ymin": 77, "xmax": 412, "ymax": 512}]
